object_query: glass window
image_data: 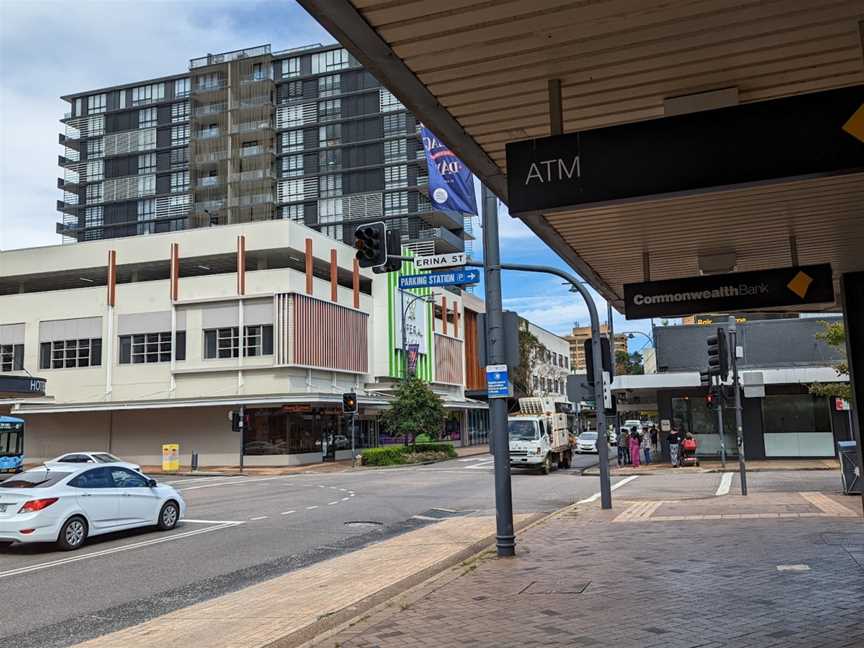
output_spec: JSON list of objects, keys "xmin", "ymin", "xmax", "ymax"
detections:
[
  {"xmin": 279, "ymin": 104, "xmax": 303, "ymax": 128},
  {"xmin": 282, "ymin": 155, "xmax": 304, "ymax": 178},
  {"xmin": 318, "ymin": 174, "xmax": 342, "ymax": 197},
  {"xmin": 319, "ymin": 124, "xmax": 341, "ymax": 148},
  {"xmin": 318, "ymin": 74, "xmax": 341, "ymax": 97},
  {"xmin": 380, "ymin": 88, "xmax": 404, "ymax": 113},
  {"xmin": 384, "ymin": 164, "xmax": 407, "ymax": 189},
  {"xmin": 138, "ymin": 127, "xmax": 156, "ymax": 150},
  {"xmin": 171, "ymin": 101, "xmax": 189, "ymax": 123},
  {"xmin": 383, "ymin": 112, "xmax": 408, "ymax": 135},
  {"xmin": 111, "ymin": 468, "xmax": 148, "ymax": 488},
  {"xmin": 384, "ymin": 138, "xmax": 407, "ymax": 162},
  {"xmin": 282, "ymin": 204, "xmax": 304, "ymax": 222},
  {"xmin": 131, "ymin": 82, "xmax": 165, "ymax": 106},
  {"xmin": 138, "ymin": 107, "xmax": 157, "ymax": 128},
  {"xmin": 174, "ymin": 78, "xmax": 190, "ymax": 98},
  {"xmin": 171, "ymin": 125, "xmax": 189, "ymax": 146},
  {"xmin": 282, "ymin": 57, "xmax": 300, "ymax": 79},
  {"xmin": 87, "ymin": 115, "xmax": 105, "ymax": 137},
  {"xmin": 319, "ymin": 148, "xmax": 341, "ymax": 171},
  {"xmin": 3, "ymin": 470, "xmax": 74, "ymax": 489},
  {"xmin": 137, "ymin": 174, "xmax": 155, "ymax": 196},
  {"xmin": 203, "ymin": 326, "xmax": 273, "ymax": 359},
  {"xmin": 196, "ymin": 73, "xmax": 222, "ymax": 90},
  {"xmin": 171, "ymin": 171, "xmax": 190, "ymax": 193},
  {"xmin": 92, "ymin": 453, "xmax": 123, "ymax": 463},
  {"xmin": 318, "ymin": 99, "xmax": 341, "ymax": 122},
  {"xmin": 170, "ymin": 146, "xmax": 188, "ymax": 168},
  {"xmin": 318, "ymin": 198, "xmax": 343, "ymax": 240},
  {"xmin": 87, "ymin": 138, "xmax": 104, "ymax": 159},
  {"xmin": 280, "ymin": 179, "xmax": 304, "ymax": 202},
  {"xmin": 0, "ymin": 344, "xmax": 24, "ymax": 372},
  {"xmin": 119, "ymin": 332, "xmax": 174, "ymax": 364},
  {"xmin": 87, "ymin": 93, "xmax": 106, "ymax": 114},
  {"xmin": 39, "ymin": 339, "xmax": 102, "ymax": 369},
  {"xmin": 137, "ymin": 199, "xmax": 155, "ymax": 234},
  {"xmin": 311, "ymin": 49, "xmax": 350, "ymax": 74},
  {"xmin": 86, "ymin": 182, "xmax": 103, "ymax": 203},
  {"xmin": 84, "ymin": 206, "xmax": 103, "ymax": 240},
  {"xmin": 763, "ymin": 395, "xmax": 831, "ymax": 433},
  {"xmin": 384, "ymin": 191, "xmax": 408, "ymax": 215},
  {"xmin": 282, "ymin": 129, "xmax": 303, "ymax": 153},
  {"xmin": 68, "ymin": 467, "xmax": 114, "ymax": 489},
  {"xmin": 286, "ymin": 80, "xmax": 303, "ymax": 100},
  {"xmin": 87, "ymin": 159, "xmax": 104, "ymax": 182},
  {"xmin": 138, "ymin": 152, "xmax": 156, "ymax": 174}
]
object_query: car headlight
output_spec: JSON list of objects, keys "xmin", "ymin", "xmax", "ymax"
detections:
[{"xmin": 535, "ymin": 447, "xmax": 542, "ymax": 455}]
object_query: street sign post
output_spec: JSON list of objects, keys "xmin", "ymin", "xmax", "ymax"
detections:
[
  {"xmin": 486, "ymin": 364, "xmax": 511, "ymax": 399},
  {"xmin": 399, "ymin": 268, "xmax": 481, "ymax": 290},
  {"xmin": 413, "ymin": 252, "xmax": 466, "ymax": 270}
]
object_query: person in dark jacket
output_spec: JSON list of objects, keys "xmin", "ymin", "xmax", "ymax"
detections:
[{"xmin": 667, "ymin": 429, "xmax": 682, "ymax": 467}]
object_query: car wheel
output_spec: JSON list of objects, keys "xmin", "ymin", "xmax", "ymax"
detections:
[
  {"xmin": 541, "ymin": 455, "xmax": 552, "ymax": 475},
  {"xmin": 57, "ymin": 516, "xmax": 88, "ymax": 551},
  {"xmin": 157, "ymin": 501, "xmax": 180, "ymax": 530}
]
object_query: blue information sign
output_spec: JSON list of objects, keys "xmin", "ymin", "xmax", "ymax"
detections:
[
  {"xmin": 398, "ymin": 268, "xmax": 481, "ymax": 290},
  {"xmin": 486, "ymin": 364, "xmax": 511, "ymax": 399}
]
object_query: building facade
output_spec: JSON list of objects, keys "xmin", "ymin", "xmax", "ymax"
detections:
[
  {"xmin": 521, "ymin": 321, "xmax": 571, "ymax": 401},
  {"xmin": 0, "ymin": 220, "xmax": 483, "ymax": 468},
  {"xmin": 565, "ymin": 324, "xmax": 628, "ymax": 372},
  {"xmin": 57, "ymin": 44, "xmax": 470, "ymax": 256}
]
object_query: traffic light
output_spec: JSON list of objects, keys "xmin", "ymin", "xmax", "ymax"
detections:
[
  {"xmin": 706, "ymin": 327, "xmax": 729, "ymax": 380},
  {"xmin": 705, "ymin": 392, "xmax": 716, "ymax": 409},
  {"xmin": 342, "ymin": 392, "xmax": 358, "ymax": 414},
  {"xmin": 699, "ymin": 370, "xmax": 711, "ymax": 387},
  {"xmin": 372, "ymin": 228, "xmax": 402, "ymax": 274},
  {"xmin": 353, "ymin": 222, "xmax": 387, "ymax": 268},
  {"xmin": 583, "ymin": 337, "xmax": 612, "ymax": 385}
]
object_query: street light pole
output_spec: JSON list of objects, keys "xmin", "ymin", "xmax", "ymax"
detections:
[{"xmin": 728, "ymin": 316, "xmax": 748, "ymax": 495}]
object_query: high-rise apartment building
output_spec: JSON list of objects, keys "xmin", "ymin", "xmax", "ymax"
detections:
[
  {"xmin": 565, "ymin": 324, "xmax": 629, "ymax": 372},
  {"xmin": 56, "ymin": 44, "xmax": 471, "ymax": 255}
]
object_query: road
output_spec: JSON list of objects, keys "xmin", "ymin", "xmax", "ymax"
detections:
[{"xmin": 0, "ymin": 451, "xmax": 622, "ymax": 648}]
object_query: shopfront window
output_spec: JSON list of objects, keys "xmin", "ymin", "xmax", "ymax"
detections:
[
  {"xmin": 762, "ymin": 394, "xmax": 833, "ymax": 457},
  {"xmin": 242, "ymin": 408, "xmax": 378, "ymax": 456}
]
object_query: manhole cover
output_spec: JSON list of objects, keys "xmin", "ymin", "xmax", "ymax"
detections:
[
  {"xmin": 519, "ymin": 580, "xmax": 590, "ymax": 595},
  {"xmin": 344, "ymin": 521, "xmax": 383, "ymax": 529}
]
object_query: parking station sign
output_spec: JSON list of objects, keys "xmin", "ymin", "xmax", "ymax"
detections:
[
  {"xmin": 399, "ymin": 268, "xmax": 481, "ymax": 290},
  {"xmin": 623, "ymin": 264, "xmax": 834, "ymax": 319}
]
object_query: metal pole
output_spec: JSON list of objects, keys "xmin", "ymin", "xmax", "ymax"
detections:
[
  {"xmin": 714, "ymin": 376, "xmax": 727, "ymax": 469},
  {"xmin": 481, "ymin": 185, "xmax": 515, "ymax": 557},
  {"xmin": 400, "ymin": 288, "xmax": 407, "ymax": 381},
  {"xmin": 351, "ymin": 412, "xmax": 356, "ymax": 467},
  {"xmin": 607, "ymin": 302, "xmax": 618, "ymax": 451},
  {"xmin": 728, "ymin": 317, "xmax": 747, "ymax": 495},
  {"xmin": 465, "ymin": 259, "xmax": 612, "ymax": 509},
  {"xmin": 238, "ymin": 404, "xmax": 245, "ymax": 474}
]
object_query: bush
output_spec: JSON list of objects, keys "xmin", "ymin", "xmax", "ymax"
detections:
[
  {"xmin": 360, "ymin": 443, "xmax": 456, "ymax": 466},
  {"xmin": 407, "ymin": 442, "xmax": 457, "ymax": 458},
  {"xmin": 360, "ymin": 447, "xmax": 406, "ymax": 466},
  {"xmin": 414, "ymin": 433, "xmax": 435, "ymax": 444}
]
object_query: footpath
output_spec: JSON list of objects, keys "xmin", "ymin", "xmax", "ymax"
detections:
[{"xmin": 75, "ymin": 469, "xmax": 863, "ymax": 648}]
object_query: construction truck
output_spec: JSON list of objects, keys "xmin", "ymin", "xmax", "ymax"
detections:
[{"xmin": 508, "ymin": 397, "xmax": 573, "ymax": 474}]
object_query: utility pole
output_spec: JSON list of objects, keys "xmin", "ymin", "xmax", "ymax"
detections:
[
  {"xmin": 481, "ymin": 185, "xmax": 515, "ymax": 557},
  {"xmin": 238, "ymin": 404, "xmax": 245, "ymax": 474},
  {"xmin": 713, "ymin": 376, "xmax": 727, "ymax": 469},
  {"xmin": 728, "ymin": 316, "xmax": 748, "ymax": 495}
]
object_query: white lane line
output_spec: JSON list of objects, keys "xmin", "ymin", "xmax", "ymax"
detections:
[
  {"xmin": 0, "ymin": 522, "xmax": 242, "ymax": 581},
  {"xmin": 306, "ymin": 505, "xmax": 319, "ymax": 510},
  {"xmin": 179, "ymin": 476, "xmax": 289, "ymax": 492},
  {"xmin": 349, "ymin": 493, "xmax": 355, "ymax": 497},
  {"xmin": 715, "ymin": 472, "xmax": 734, "ymax": 496},
  {"xmin": 466, "ymin": 460, "xmax": 495, "ymax": 470},
  {"xmin": 162, "ymin": 476, "xmax": 231, "ymax": 485},
  {"xmin": 577, "ymin": 475, "xmax": 639, "ymax": 504},
  {"xmin": 432, "ymin": 507, "xmax": 457, "ymax": 513},
  {"xmin": 280, "ymin": 510, "xmax": 296, "ymax": 515},
  {"xmin": 341, "ymin": 497, "xmax": 350, "ymax": 501},
  {"xmin": 183, "ymin": 518, "xmax": 244, "ymax": 525},
  {"xmin": 327, "ymin": 501, "xmax": 339, "ymax": 505},
  {"xmin": 777, "ymin": 564, "xmax": 810, "ymax": 572},
  {"xmin": 412, "ymin": 514, "xmax": 439, "ymax": 521},
  {"xmin": 318, "ymin": 485, "xmax": 326, "ymax": 488},
  {"xmin": 249, "ymin": 516, "xmax": 268, "ymax": 521},
  {"xmin": 458, "ymin": 457, "xmax": 483, "ymax": 462},
  {"xmin": 339, "ymin": 488, "xmax": 347, "ymax": 492}
]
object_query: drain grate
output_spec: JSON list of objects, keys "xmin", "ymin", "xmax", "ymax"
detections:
[{"xmin": 519, "ymin": 580, "xmax": 590, "ymax": 595}]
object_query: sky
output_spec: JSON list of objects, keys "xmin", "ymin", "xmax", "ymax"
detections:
[{"xmin": 0, "ymin": 0, "xmax": 654, "ymax": 349}]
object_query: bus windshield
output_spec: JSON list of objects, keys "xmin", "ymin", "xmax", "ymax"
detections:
[
  {"xmin": 0, "ymin": 427, "xmax": 23, "ymax": 457},
  {"xmin": 508, "ymin": 420, "xmax": 539, "ymax": 441}
]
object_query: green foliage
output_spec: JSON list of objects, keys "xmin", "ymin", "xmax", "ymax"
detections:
[
  {"xmin": 360, "ymin": 447, "xmax": 406, "ymax": 466},
  {"xmin": 409, "ymin": 442, "xmax": 457, "ymax": 457},
  {"xmin": 615, "ymin": 350, "xmax": 644, "ymax": 375},
  {"xmin": 360, "ymin": 443, "xmax": 456, "ymax": 466},
  {"xmin": 512, "ymin": 329, "xmax": 542, "ymax": 397},
  {"xmin": 414, "ymin": 432, "xmax": 434, "ymax": 444},
  {"xmin": 379, "ymin": 377, "xmax": 446, "ymax": 445},
  {"xmin": 808, "ymin": 320, "xmax": 851, "ymax": 400}
]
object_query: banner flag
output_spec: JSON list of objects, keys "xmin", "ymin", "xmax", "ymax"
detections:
[{"xmin": 420, "ymin": 125, "xmax": 478, "ymax": 216}]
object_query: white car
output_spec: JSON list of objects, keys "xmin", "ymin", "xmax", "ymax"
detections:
[
  {"xmin": 0, "ymin": 464, "xmax": 185, "ymax": 550},
  {"xmin": 47, "ymin": 451, "xmax": 141, "ymax": 473},
  {"xmin": 575, "ymin": 431, "xmax": 598, "ymax": 453}
]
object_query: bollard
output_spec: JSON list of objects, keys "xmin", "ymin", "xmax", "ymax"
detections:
[{"xmin": 191, "ymin": 452, "xmax": 199, "ymax": 472}]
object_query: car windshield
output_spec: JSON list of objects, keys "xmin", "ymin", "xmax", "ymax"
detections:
[
  {"xmin": 93, "ymin": 453, "xmax": 122, "ymax": 463},
  {"xmin": 0, "ymin": 470, "xmax": 71, "ymax": 488},
  {"xmin": 508, "ymin": 420, "xmax": 538, "ymax": 441},
  {"xmin": 581, "ymin": 432, "xmax": 598, "ymax": 440}
]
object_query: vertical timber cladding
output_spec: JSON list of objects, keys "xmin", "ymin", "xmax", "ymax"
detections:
[
  {"xmin": 290, "ymin": 294, "xmax": 368, "ymax": 373},
  {"xmin": 505, "ymin": 85, "xmax": 864, "ymax": 214},
  {"xmin": 387, "ymin": 251, "xmax": 433, "ymax": 380}
]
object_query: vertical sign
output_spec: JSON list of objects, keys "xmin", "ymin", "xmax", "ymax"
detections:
[{"xmin": 420, "ymin": 124, "xmax": 478, "ymax": 216}]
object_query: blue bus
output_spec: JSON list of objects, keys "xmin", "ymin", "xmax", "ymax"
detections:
[{"xmin": 0, "ymin": 416, "xmax": 24, "ymax": 474}]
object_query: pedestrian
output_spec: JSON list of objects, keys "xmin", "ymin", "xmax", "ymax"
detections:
[
  {"xmin": 617, "ymin": 428, "xmax": 628, "ymax": 466},
  {"xmin": 650, "ymin": 425, "xmax": 659, "ymax": 452},
  {"xmin": 668, "ymin": 428, "xmax": 682, "ymax": 467},
  {"xmin": 629, "ymin": 426, "xmax": 642, "ymax": 467},
  {"xmin": 641, "ymin": 426, "xmax": 652, "ymax": 464}
]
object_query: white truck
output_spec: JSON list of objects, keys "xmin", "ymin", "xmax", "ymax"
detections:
[{"xmin": 508, "ymin": 397, "xmax": 573, "ymax": 474}]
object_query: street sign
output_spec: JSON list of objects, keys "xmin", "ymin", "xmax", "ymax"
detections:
[
  {"xmin": 486, "ymin": 364, "xmax": 511, "ymax": 399},
  {"xmin": 413, "ymin": 252, "xmax": 466, "ymax": 270},
  {"xmin": 623, "ymin": 264, "xmax": 834, "ymax": 319},
  {"xmin": 506, "ymin": 85, "xmax": 864, "ymax": 214},
  {"xmin": 399, "ymin": 268, "xmax": 481, "ymax": 290},
  {"xmin": 835, "ymin": 397, "xmax": 851, "ymax": 412}
]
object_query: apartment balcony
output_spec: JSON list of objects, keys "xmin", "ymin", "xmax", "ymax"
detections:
[
  {"xmin": 58, "ymin": 154, "xmax": 81, "ymax": 168},
  {"xmin": 193, "ymin": 149, "xmax": 231, "ymax": 166},
  {"xmin": 193, "ymin": 102, "xmax": 227, "ymax": 118},
  {"xmin": 58, "ymin": 133, "xmax": 82, "ymax": 150},
  {"xmin": 56, "ymin": 199, "xmax": 80, "ymax": 216},
  {"xmin": 196, "ymin": 176, "xmax": 222, "ymax": 189},
  {"xmin": 228, "ymin": 168, "xmax": 274, "ymax": 186},
  {"xmin": 57, "ymin": 176, "xmax": 81, "ymax": 193},
  {"xmin": 416, "ymin": 206, "xmax": 465, "ymax": 231},
  {"xmin": 228, "ymin": 192, "xmax": 273, "ymax": 208},
  {"xmin": 229, "ymin": 120, "xmax": 274, "ymax": 136},
  {"xmin": 190, "ymin": 45, "xmax": 271, "ymax": 69},
  {"xmin": 417, "ymin": 227, "xmax": 465, "ymax": 254},
  {"xmin": 238, "ymin": 145, "xmax": 274, "ymax": 159},
  {"xmin": 195, "ymin": 128, "xmax": 223, "ymax": 140}
]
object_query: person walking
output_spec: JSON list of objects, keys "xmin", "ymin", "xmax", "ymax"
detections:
[
  {"xmin": 649, "ymin": 425, "xmax": 659, "ymax": 454},
  {"xmin": 629, "ymin": 426, "xmax": 642, "ymax": 467},
  {"xmin": 617, "ymin": 430, "xmax": 628, "ymax": 466},
  {"xmin": 641, "ymin": 426, "xmax": 652, "ymax": 464},
  {"xmin": 668, "ymin": 428, "xmax": 682, "ymax": 467}
]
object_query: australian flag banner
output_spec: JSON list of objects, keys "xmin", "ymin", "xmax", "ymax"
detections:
[{"xmin": 420, "ymin": 125, "xmax": 478, "ymax": 216}]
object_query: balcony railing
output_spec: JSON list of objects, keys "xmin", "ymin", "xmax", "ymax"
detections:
[
  {"xmin": 230, "ymin": 121, "xmax": 273, "ymax": 135},
  {"xmin": 239, "ymin": 145, "xmax": 272, "ymax": 158},
  {"xmin": 194, "ymin": 103, "xmax": 227, "ymax": 117},
  {"xmin": 195, "ymin": 129, "xmax": 222, "ymax": 140},
  {"xmin": 197, "ymin": 176, "xmax": 221, "ymax": 188},
  {"xmin": 190, "ymin": 44, "xmax": 271, "ymax": 69}
]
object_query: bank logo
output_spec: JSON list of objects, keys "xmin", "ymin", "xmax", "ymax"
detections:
[
  {"xmin": 842, "ymin": 102, "xmax": 864, "ymax": 144},
  {"xmin": 786, "ymin": 271, "xmax": 814, "ymax": 299}
]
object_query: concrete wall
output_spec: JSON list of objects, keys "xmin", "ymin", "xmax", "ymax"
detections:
[{"xmin": 655, "ymin": 317, "xmax": 845, "ymax": 373}]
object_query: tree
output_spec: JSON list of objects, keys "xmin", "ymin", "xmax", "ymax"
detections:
[
  {"xmin": 616, "ymin": 350, "xmax": 644, "ymax": 375},
  {"xmin": 380, "ymin": 377, "xmax": 446, "ymax": 445},
  {"xmin": 808, "ymin": 320, "xmax": 851, "ymax": 400},
  {"xmin": 511, "ymin": 329, "xmax": 542, "ymax": 397}
]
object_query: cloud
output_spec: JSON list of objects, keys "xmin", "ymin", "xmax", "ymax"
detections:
[{"xmin": 0, "ymin": 0, "xmax": 333, "ymax": 250}]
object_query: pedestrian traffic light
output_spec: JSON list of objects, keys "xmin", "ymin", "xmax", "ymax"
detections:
[
  {"xmin": 706, "ymin": 327, "xmax": 729, "ymax": 380},
  {"xmin": 342, "ymin": 392, "xmax": 358, "ymax": 414},
  {"xmin": 705, "ymin": 392, "xmax": 716, "ymax": 409},
  {"xmin": 372, "ymin": 228, "xmax": 402, "ymax": 274},
  {"xmin": 353, "ymin": 222, "xmax": 387, "ymax": 268},
  {"xmin": 699, "ymin": 370, "xmax": 711, "ymax": 387}
]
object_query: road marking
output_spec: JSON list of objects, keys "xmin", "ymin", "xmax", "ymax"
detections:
[
  {"xmin": 432, "ymin": 507, "xmax": 457, "ymax": 513},
  {"xmin": 799, "ymin": 492, "xmax": 858, "ymax": 517},
  {"xmin": 306, "ymin": 505, "xmax": 319, "ymax": 510},
  {"xmin": 280, "ymin": 510, "xmax": 296, "ymax": 515},
  {"xmin": 577, "ymin": 475, "xmax": 639, "ymax": 504},
  {"xmin": 183, "ymin": 518, "xmax": 243, "ymax": 525},
  {"xmin": 777, "ymin": 564, "xmax": 810, "ymax": 572},
  {"xmin": 327, "ymin": 501, "xmax": 339, "ymax": 505},
  {"xmin": 412, "ymin": 514, "xmax": 439, "ymax": 521},
  {"xmin": 466, "ymin": 459, "xmax": 495, "ymax": 470},
  {"xmin": 249, "ymin": 516, "xmax": 268, "ymax": 521},
  {"xmin": 0, "ymin": 522, "xmax": 242, "ymax": 581},
  {"xmin": 613, "ymin": 500, "xmax": 665, "ymax": 523},
  {"xmin": 339, "ymin": 488, "xmax": 347, "ymax": 492},
  {"xmin": 318, "ymin": 485, "xmax": 326, "ymax": 488},
  {"xmin": 715, "ymin": 472, "xmax": 734, "ymax": 496},
  {"xmin": 458, "ymin": 457, "xmax": 483, "ymax": 462},
  {"xmin": 179, "ymin": 476, "xmax": 289, "ymax": 492},
  {"xmin": 341, "ymin": 497, "xmax": 349, "ymax": 501}
]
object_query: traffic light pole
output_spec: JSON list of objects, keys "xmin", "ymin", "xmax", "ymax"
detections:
[
  {"xmin": 728, "ymin": 317, "xmax": 748, "ymax": 496},
  {"xmin": 714, "ymin": 377, "xmax": 727, "ymax": 469}
]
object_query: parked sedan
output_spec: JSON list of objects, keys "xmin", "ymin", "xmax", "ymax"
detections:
[
  {"xmin": 575, "ymin": 431, "xmax": 598, "ymax": 454},
  {"xmin": 47, "ymin": 451, "xmax": 141, "ymax": 473},
  {"xmin": 0, "ymin": 465, "xmax": 185, "ymax": 550}
]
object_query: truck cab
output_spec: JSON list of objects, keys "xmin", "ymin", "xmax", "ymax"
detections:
[{"xmin": 508, "ymin": 398, "xmax": 573, "ymax": 474}]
